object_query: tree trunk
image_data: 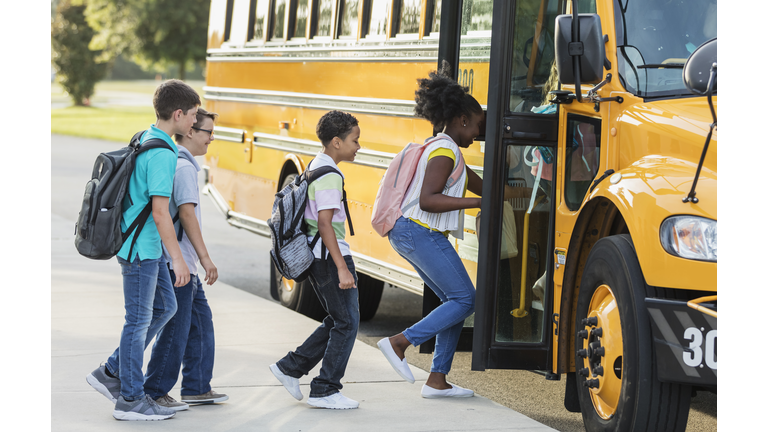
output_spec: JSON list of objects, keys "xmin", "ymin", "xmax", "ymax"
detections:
[{"xmin": 179, "ymin": 61, "xmax": 186, "ymax": 81}]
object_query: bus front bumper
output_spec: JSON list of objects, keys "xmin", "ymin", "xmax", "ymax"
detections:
[{"xmin": 645, "ymin": 298, "xmax": 717, "ymax": 387}]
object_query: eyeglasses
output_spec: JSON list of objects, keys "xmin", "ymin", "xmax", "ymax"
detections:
[{"xmin": 192, "ymin": 126, "xmax": 214, "ymax": 137}]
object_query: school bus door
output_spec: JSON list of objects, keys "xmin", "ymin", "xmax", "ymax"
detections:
[{"xmin": 472, "ymin": 0, "xmax": 564, "ymax": 371}]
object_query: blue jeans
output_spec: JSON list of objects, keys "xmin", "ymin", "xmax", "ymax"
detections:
[
  {"xmin": 144, "ymin": 272, "xmax": 215, "ymax": 399},
  {"xmin": 388, "ymin": 217, "xmax": 475, "ymax": 375},
  {"xmin": 106, "ymin": 256, "xmax": 178, "ymax": 400},
  {"xmin": 276, "ymin": 256, "xmax": 360, "ymax": 397}
]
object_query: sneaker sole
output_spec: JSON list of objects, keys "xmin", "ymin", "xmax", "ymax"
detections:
[
  {"xmin": 181, "ymin": 395, "xmax": 229, "ymax": 404},
  {"xmin": 307, "ymin": 402, "xmax": 359, "ymax": 409},
  {"xmin": 162, "ymin": 404, "xmax": 189, "ymax": 411},
  {"xmin": 112, "ymin": 410, "xmax": 175, "ymax": 421},
  {"xmin": 421, "ymin": 392, "xmax": 474, "ymax": 399},
  {"xmin": 86, "ymin": 373, "xmax": 118, "ymax": 403}
]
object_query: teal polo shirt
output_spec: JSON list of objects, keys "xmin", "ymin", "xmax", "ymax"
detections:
[{"xmin": 117, "ymin": 125, "xmax": 179, "ymax": 262}]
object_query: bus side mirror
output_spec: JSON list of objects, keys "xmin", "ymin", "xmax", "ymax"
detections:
[
  {"xmin": 554, "ymin": 14, "xmax": 605, "ymax": 84},
  {"xmin": 683, "ymin": 38, "xmax": 717, "ymax": 95}
]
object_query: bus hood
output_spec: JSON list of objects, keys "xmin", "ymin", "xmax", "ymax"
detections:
[{"xmin": 616, "ymin": 97, "xmax": 717, "ymax": 173}]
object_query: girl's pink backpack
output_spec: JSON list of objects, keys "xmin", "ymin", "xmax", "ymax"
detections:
[{"xmin": 371, "ymin": 137, "xmax": 465, "ymax": 236}]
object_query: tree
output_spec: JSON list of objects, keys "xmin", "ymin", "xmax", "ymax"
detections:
[
  {"xmin": 52, "ymin": 0, "xmax": 108, "ymax": 106},
  {"xmin": 86, "ymin": 0, "xmax": 209, "ymax": 81}
]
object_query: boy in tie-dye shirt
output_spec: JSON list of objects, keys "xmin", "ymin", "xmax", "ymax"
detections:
[{"xmin": 270, "ymin": 111, "xmax": 363, "ymax": 410}]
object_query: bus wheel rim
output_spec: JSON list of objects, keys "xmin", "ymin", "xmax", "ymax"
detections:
[
  {"xmin": 583, "ymin": 284, "xmax": 623, "ymax": 420},
  {"xmin": 282, "ymin": 277, "xmax": 295, "ymax": 293}
]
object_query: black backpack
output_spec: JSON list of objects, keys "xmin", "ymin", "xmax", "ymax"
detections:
[
  {"xmin": 268, "ymin": 164, "xmax": 354, "ymax": 282},
  {"xmin": 74, "ymin": 131, "xmax": 174, "ymax": 260}
]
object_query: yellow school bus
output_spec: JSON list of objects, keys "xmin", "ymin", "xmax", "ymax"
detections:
[{"xmin": 203, "ymin": 1, "xmax": 716, "ymax": 430}]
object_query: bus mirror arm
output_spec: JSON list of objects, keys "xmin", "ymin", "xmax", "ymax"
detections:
[
  {"xmin": 586, "ymin": 74, "xmax": 624, "ymax": 112},
  {"xmin": 682, "ymin": 39, "xmax": 717, "ymax": 204}
]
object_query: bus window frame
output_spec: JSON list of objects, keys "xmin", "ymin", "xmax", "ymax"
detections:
[
  {"xmin": 245, "ymin": 0, "xmax": 272, "ymax": 45},
  {"xmin": 335, "ymin": 0, "xmax": 365, "ymax": 40},
  {"xmin": 266, "ymin": 0, "xmax": 291, "ymax": 43},
  {"xmin": 309, "ymin": 0, "xmax": 338, "ymax": 42},
  {"xmin": 289, "ymin": 0, "xmax": 312, "ymax": 41},
  {"xmin": 424, "ymin": 0, "xmax": 441, "ymax": 39},
  {"xmin": 361, "ymin": 0, "xmax": 392, "ymax": 41},
  {"xmin": 392, "ymin": 0, "xmax": 425, "ymax": 40}
]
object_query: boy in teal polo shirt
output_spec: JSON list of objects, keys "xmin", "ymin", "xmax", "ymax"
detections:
[{"xmin": 86, "ymin": 79, "xmax": 201, "ymax": 421}]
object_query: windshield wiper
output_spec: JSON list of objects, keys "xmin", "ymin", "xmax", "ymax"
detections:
[{"xmin": 637, "ymin": 64, "xmax": 684, "ymax": 69}]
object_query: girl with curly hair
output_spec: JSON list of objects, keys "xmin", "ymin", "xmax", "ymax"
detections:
[{"xmin": 377, "ymin": 63, "xmax": 485, "ymax": 398}]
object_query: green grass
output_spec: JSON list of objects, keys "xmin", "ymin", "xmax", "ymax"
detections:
[
  {"xmin": 52, "ymin": 105, "xmax": 158, "ymax": 143},
  {"xmin": 51, "ymin": 80, "xmax": 206, "ymax": 143}
]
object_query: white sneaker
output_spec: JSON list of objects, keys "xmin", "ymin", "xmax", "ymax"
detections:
[
  {"xmin": 307, "ymin": 392, "xmax": 359, "ymax": 409},
  {"xmin": 270, "ymin": 364, "xmax": 303, "ymax": 400},
  {"xmin": 421, "ymin": 383, "xmax": 474, "ymax": 398}
]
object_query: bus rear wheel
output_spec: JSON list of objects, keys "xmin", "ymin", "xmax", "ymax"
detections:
[
  {"xmin": 575, "ymin": 235, "xmax": 690, "ymax": 432},
  {"xmin": 357, "ymin": 273, "xmax": 384, "ymax": 321},
  {"xmin": 270, "ymin": 258, "xmax": 327, "ymax": 321}
]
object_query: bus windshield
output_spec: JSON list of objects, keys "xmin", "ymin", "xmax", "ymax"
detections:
[{"xmin": 614, "ymin": 0, "xmax": 717, "ymax": 98}]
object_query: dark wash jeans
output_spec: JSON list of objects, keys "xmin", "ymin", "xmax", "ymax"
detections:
[
  {"xmin": 106, "ymin": 256, "xmax": 177, "ymax": 400},
  {"xmin": 276, "ymin": 255, "xmax": 360, "ymax": 397},
  {"xmin": 144, "ymin": 271, "xmax": 215, "ymax": 399}
]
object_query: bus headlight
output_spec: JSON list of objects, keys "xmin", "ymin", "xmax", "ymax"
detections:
[{"xmin": 660, "ymin": 216, "xmax": 717, "ymax": 262}]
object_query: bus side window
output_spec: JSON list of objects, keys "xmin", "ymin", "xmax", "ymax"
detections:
[
  {"xmin": 312, "ymin": 0, "xmax": 335, "ymax": 38},
  {"xmin": 292, "ymin": 0, "xmax": 311, "ymax": 40},
  {"xmin": 338, "ymin": 0, "xmax": 361, "ymax": 38},
  {"xmin": 564, "ymin": 115, "xmax": 601, "ymax": 211},
  {"xmin": 248, "ymin": 0, "xmax": 270, "ymax": 43},
  {"xmin": 366, "ymin": 0, "xmax": 391, "ymax": 38},
  {"xmin": 427, "ymin": 0, "xmax": 441, "ymax": 37},
  {"xmin": 270, "ymin": 0, "xmax": 288, "ymax": 40},
  {"xmin": 394, "ymin": 0, "xmax": 422, "ymax": 36}
]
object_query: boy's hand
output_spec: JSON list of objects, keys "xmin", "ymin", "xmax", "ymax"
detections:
[
  {"xmin": 200, "ymin": 256, "xmax": 218, "ymax": 285},
  {"xmin": 338, "ymin": 267, "xmax": 356, "ymax": 290},
  {"xmin": 173, "ymin": 258, "xmax": 191, "ymax": 287}
]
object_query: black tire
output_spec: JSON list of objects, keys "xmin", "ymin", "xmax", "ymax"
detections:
[
  {"xmin": 357, "ymin": 273, "xmax": 384, "ymax": 321},
  {"xmin": 575, "ymin": 235, "xmax": 691, "ymax": 432}
]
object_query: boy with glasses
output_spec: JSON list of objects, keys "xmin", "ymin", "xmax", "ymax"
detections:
[{"xmin": 143, "ymin": 108, "xmax": 229, "ymax": 410}]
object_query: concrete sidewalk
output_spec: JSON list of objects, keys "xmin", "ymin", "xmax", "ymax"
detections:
[{"xmin": 51, "ymin": 213, "xmax": 555, "ymax": 431}]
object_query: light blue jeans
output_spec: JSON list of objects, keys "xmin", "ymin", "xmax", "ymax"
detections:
[
  {"xmin": 106, "ymin": 256, "xmax": 178, "ymax": 400},
  {"xmin": 388, "ymin": 217, "xmax": 475, "ymax": 375}
]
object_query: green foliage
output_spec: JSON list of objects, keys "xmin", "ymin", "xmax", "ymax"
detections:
[
  {"xmin": 52, "ymin": 0, "xmax": 109, "ymax": 106},
  {"xmin": 86, "ymin": 0, "xmax": 209, "ymax": 80}
]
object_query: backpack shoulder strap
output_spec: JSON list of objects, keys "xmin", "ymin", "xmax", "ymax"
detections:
[
  {"xmin": 304, "ymin": 164, "xmax": 355, "ymax": 237},
  {"xmin": 136, "ymin": 137, "xmax": 174, "ymax": 154}
]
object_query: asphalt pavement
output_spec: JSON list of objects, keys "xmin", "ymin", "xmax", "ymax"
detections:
[{"xmin": 51, "ymin": 210, "xmax": 557, "ymax": 431}]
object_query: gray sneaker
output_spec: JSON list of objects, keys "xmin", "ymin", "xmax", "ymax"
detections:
[
  {"xmin": 155, "ymin": 394, "xmax": 189, "ymax": 411},
  {"xmin": 86, "ymin": 364, "xmax": 121, "ymax": 403},
  {"xmin": 113, "ymin": 394, "xmax": 176, "ymax": 421},
  {"xmin": 181, "ymin": 390, "xmax": 229, "ymax": 404}
]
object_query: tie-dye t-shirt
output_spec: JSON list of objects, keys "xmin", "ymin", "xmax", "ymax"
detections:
[{"xmin": 304, "ymin": 153, "xmax": 351, "ymax": 259}]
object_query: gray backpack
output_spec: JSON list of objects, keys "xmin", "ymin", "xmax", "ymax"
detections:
[
  {"xmin": 268, "ymin": 164, "xmax": 354, "ymax": 282},
  {"xmin": 74, "ymin": 131, "xmax": 173, "ymax": 260}
]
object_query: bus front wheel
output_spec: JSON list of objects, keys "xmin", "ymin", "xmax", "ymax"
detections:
[{"xmin": 575, "ymin": 235, "xmax": 690, "ymax": 432}]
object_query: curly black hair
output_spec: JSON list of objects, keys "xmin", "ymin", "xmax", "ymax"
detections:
[
  {"xmin": 316, "ymin": 110, "xmax": 359, "ymax": 146},
  {"xmin": 414, "ymin": 61, "xmax": 483, "ymax": 132}
]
